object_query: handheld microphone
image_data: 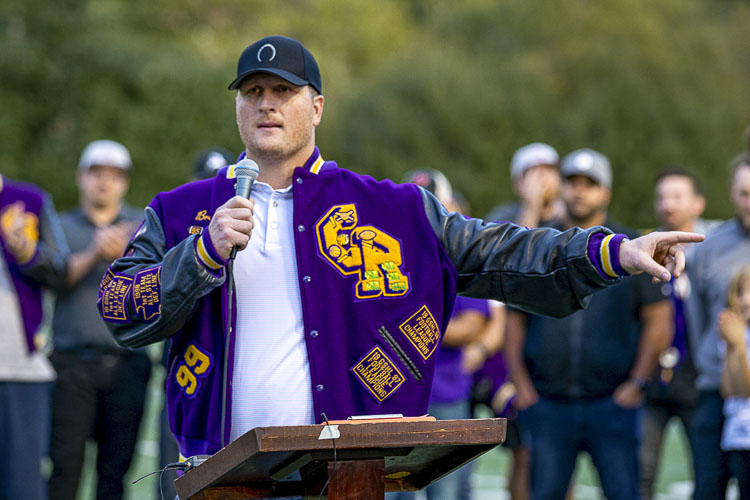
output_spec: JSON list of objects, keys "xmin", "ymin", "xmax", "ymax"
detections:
[
  {"xmin": 234, "ymin": 158, "xmax": 260, "ymax": 199},
  {"xmin": 230, "ymin": 159, "xmax": 260, "ymax": 260}
]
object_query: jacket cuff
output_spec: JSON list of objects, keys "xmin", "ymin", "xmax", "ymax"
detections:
[
  {"xmin": 194, "ymin": 233, "xmax": 228, "ymax": 273},
  {"xmin": 587, "ymin": 232, "xmax": 630, "ymax": 279}
]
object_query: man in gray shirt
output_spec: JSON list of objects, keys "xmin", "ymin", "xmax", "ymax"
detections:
[
  {"xmin": 688, "ymin": 151, "xmax": 750, "ymax": 500},
  {"xmin": 48, "ymin": 140, "xmax": 148, "ymax": 500}
]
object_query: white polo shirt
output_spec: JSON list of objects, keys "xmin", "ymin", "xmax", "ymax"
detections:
[{"xmin": 229, "ymin": 181, "xmax": 314, "ymax": 442}]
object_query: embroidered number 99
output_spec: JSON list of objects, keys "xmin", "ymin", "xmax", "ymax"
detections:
[
  {"xmin": 185, "ymin": 344, "xmax": 210, "ymax": 374},
  {"xmin": 175, "ymin": 365, "xmax": 198, "ymax": 396},
  {"xmin": 174, "ymin": 343, "xmax": 213, "ymax": 398}
]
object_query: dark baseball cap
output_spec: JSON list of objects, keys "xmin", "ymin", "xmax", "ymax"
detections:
[
  {"xmin": 193, "ymin": 148, "xmax": 235, "ymax": 180},
  {"xmin": 228, "ymin": 35, "xmax": 322, "ymax": 94},
  {"xmin": 402, "ymin": 169, "xmax": 453, "ymax": 204}
]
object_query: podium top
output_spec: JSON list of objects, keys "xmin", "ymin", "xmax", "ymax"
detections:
[{"xmin": 176, "ymin": 418, "xmax": 506, "ymax": 499}]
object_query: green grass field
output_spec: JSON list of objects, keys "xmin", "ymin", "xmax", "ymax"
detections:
[{"xmin": 75, "ymin": 367, "xmax": 700, "ymax": 500}]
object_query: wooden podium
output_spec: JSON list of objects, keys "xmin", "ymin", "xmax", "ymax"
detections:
[{"xmin": 175, "ymin": 418, "xmax": 506, "ymax": 499}]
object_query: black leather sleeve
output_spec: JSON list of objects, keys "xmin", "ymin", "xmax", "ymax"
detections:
[
  {"xmin": 103, "ymin": 206, "xmax": 225, "ymax": 348},
  {"xmin": 419, "ymin": 188, "xmax": 617, "ymax": 317},
  {"xmin": 19, "ymin": 194, "xmax": 69, "ymax": 289}
]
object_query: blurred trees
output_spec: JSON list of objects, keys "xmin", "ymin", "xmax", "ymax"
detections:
[{"xmin": 1, "ymin": 0, "xmax": 749, "ymax": 226}]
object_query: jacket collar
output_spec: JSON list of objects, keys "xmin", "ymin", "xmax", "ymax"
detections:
[{"xmin": 228, "ymin": 147, "xmax": 325, "ymax": 179}]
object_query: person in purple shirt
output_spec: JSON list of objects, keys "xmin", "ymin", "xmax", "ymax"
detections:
[
  {"xmin": 398, "ymin": 169, "xmax": 500, "ymax": 500},
  {"xmin": 98, "ymin": 35, "xmax": 702, "ymax": 469},
  {"xmin": 0, "ymin": 175, "xmax": 68, "ymax": 500}
]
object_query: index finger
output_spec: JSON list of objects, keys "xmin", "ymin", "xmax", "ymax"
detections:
[{"xmin": 653, "ymin": 231, "xmax": 705, "ymax": 245}]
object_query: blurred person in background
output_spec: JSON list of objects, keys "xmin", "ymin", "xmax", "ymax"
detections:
[
  {"xmin": 717, "ymin": 264, "xmax": 750, "ymax": 499},
  {"xmin": 0, "ymin": 175, "xmax": 68, "ymax": 500},
  {"xmin": 191, "ymin": 147, "xmax": 235, "ymax": 181},
  {"xmin": 47, "ymin": 140, "xmax": 148, "ymax": 500},
  {"xmin": 688, "ymin": 151, "xmax": 750, "ymax": 500},
  {"xmin": 485, "ymin": 142, "xmax": 563, "ymax": 227},
  {"xmin": 505, "ymin": 149, "xmax": 671, "ymax": 500},
  {"xmin": 390, "ymin": 169, "xmax": 503, "ymax": 500},
  {"xmin": 639, "ymin": 167, "xmax": 718, "ymax": 500},
  {"xmin": 481, "ymin": 143, "xmax": 565, "ymax": 500}
]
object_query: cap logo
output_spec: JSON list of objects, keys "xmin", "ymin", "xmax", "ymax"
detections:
[
  {"xmin": 205, "ymin": 152, "xmax": 227, "ymax": 172},
  {"xmin": 575, "ymin": 153, "xmax": 594, "ymax": 170},
  {"xmin": 257, "ymin": 43, "xmax": 276, "ymax": 62}
]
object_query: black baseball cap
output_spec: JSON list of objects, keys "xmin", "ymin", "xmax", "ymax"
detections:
[
  {"xmin": 228, "ymin": 35, "xmax": 322, "ymax": 94},
  {"xmin": 193, "ymin": 148, "xmax": 235, "ymax": 180}
]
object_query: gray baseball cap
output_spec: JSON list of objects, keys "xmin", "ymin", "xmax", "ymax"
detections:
[
  {"xmin": 510, "ymin": 142, "xmax": 559, "ymax": 179},
  {"xmin": 561, "ymin": 148, "xmax": 612, "ymax": 188},
  {"xmin": 78, "ymin": 140, "xmax": 132, "ymax": 171}
]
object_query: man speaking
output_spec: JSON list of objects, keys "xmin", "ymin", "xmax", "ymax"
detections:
[{"xmin": 98, "ymin": 35, "xmax": 702, "ymax": 460}]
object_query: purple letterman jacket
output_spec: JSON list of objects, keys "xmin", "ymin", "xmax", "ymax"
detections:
[
  {"xmin": 98, "ymin": 148, "xmax": 626, "ymax": 457},
  {"xmin": 0, "ymin": 176, "xmax": 69, "ymax": 352}
]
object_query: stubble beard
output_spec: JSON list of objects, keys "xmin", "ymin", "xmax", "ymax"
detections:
[{"xmin": 238, "ymin": 113, "xmax": 314, "ymax": 164}]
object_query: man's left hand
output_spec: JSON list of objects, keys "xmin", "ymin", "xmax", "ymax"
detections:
[
  {"xmin": 613, "ymin": 379, "xmax": 645, "ymax": 408},
  {"xmin": 619, "ymin": 231, "xmax": 705, "ymax": 283}
]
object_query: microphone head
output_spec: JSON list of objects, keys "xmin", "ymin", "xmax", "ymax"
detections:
[{"xmin": 235, "ymin": 158, "xmax": 260, "ymax": 182}]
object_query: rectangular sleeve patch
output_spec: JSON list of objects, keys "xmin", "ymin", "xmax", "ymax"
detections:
[
  {"xmin": 398, "ymin": 305, "xmax": 440, "ymax": 361},
  {"xmin": 100, "ymin": 273, "xmax": 133, "ymax": 323},
  {"xmin": 350, "ymin": 346, "xmax": 405, "ymax": 403},
  {"xmin": 132, "ymin": 266, "xmax": 161, "ymax": 321},
  {"xmin": 98, "ymin": 267, "xmax": 115, "ymax": 301}
]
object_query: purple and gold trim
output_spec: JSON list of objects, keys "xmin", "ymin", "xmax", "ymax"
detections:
[
  {"xmin": 587, "ymin": 232, "xmax": 630, "ymax": 279},
  {"xmin": 232, "ymin": 147, "xmax": 326, "ymax": 177},
  {"xmin": 194, "ymin": 233, "xmax": 227, "ymax": 271},
  {"xmin": 309, "ymin": 155, "xmax": 325, "ymax": 174}
]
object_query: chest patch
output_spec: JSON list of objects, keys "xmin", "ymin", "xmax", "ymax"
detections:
[
  {"xmin": 350, "ymin": 345, "xmax": 405, "ymax": 403},
  {"xmin": 316, "ymin": 203, "xmax": 409, "ymax": 300},
  {"xmin": 399, "ymin": 304, "xmax": 440, "ymax": 361}
]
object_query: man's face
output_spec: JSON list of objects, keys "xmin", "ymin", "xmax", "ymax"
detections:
[
  {"xmin": 236, "ymin": 73, "xmax": 324, "ymax": 163},
  {"xmin": 732, "ymin": 165, "xmax": 750, "ymax": 230},
  {"xmin": 654, "ymin": 175, "xmax": 704, "ymax": 231},
  {"xmin": 562, "ymin": 175, "xmax": 610, "ymax": 222},
  {"xmin": 516, "ymin": 164, "xmax": 561, "ymax": 204},
  {"xmin": 77, "ymin": 165, "xmax": 129, "ymax": 208}
]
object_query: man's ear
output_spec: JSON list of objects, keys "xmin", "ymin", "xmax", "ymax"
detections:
[
  {"xmin": 695, "ymin": 194, "xmax": 706, "ymax": 218},
  {"xmin": 312, "ymin": 93, "xmax": 325, "ymax": 127}
]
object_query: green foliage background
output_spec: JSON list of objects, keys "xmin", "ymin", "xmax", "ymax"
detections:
[{"xmin": 2, "ymin": 0, "xmax": 749, "ymax": 227}]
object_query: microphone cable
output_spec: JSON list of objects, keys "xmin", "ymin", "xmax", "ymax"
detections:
[
  {"xmin": 131, "ymin": 461, "xmax": 189, "ymax": 500},
  {"xmin": 220, "ymin": 259, "xmax": 235, "ymax": 449}
]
